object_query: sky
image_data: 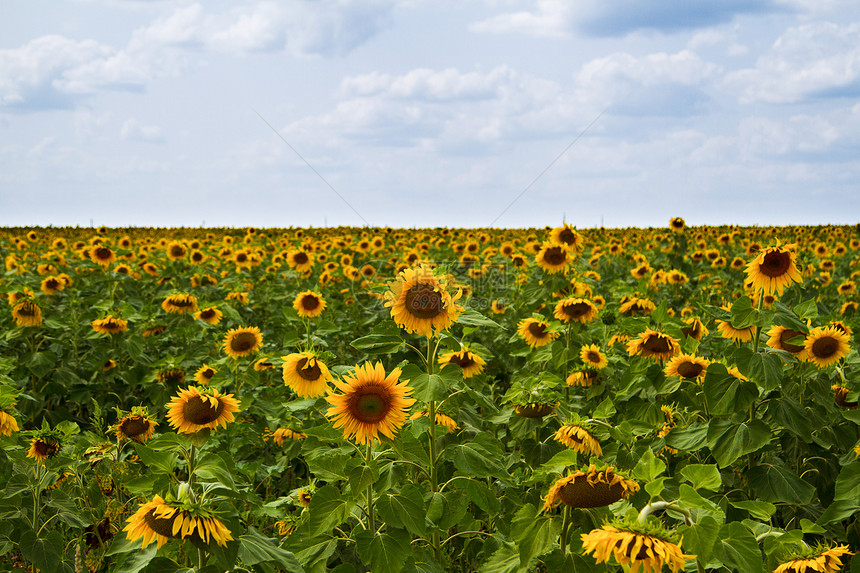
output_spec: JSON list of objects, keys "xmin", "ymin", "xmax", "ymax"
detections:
[{"xmin": 1, "ymin": 0, "xmax": 859, "ymax": 230}]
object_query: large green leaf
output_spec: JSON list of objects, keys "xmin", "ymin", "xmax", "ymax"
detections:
[
  {"xmin": 355, "ymin": 528, "xmax": 410, "ymax": 573},
  {"xmin": 729, "ymin": 500, "xmax": 776, "ymax": 520},
  {"xmin": 308, "ymin": 485, "xmax": 355, "ymax": 537},
  {"xmin": 713, "ymin": 522, "xmax": 762, "ymax": 573},
  {"xmin": 746, "ymin": 464, "xmax": 815, "ymax": 505},
  {"xmin": 237, "ymin": 527, "xmax": 303, "ymax": 571},
  {"xmin": 410, "ymin": 373, "xmax": 451, "ymax": 402},
  {"xmin": 19, "ymin": 530, "xmax": 65, "ymax": 573},
  {"xmin": 703, "ymin": 364, "xmax": 759, "ymax": 417},
  {"xmin": 133, "ymin": 443, "xmax": 179, "ymax": 475},
  {"xmin": 730, "ymin": 296, "xmax": 759, "ymax": 329},
  {"xmin": 747, "ymin": 351, "xmax": 784, "ymax": 391},
  {"xmin": 678, "ymin": 515, "xmax": 719, "ymax": 564},
  {"xmin": 511, "ymin": 503, "xmax": 560, "ymax": 567},
  {"xmin": 706, "ymin": 419, "xmax": 771, "ymax": 468},
  {"xmin": 449, "ymin": 435, "xmax": 511, "ymax": 482},
  {"xmin": 478, "ymin": 539, "xmax": 526, "ymax": 573},
  {"xmin": 632, "ymin": 448, "xmax": 666, "ymax": 482},
  {"xmin": 679, "ymin": 464, "xmax": 721, "ymax": 491},
  {"xmin": 834, "ymin": 461, "xmax": 860, "ymax": 500},
  {"xmin": 376, "ymin": 483, "xmax": 426, "ymax": 536},
  {"xmin": 350, "ymin": 334, "xmax": 404, "ymax": 354}
]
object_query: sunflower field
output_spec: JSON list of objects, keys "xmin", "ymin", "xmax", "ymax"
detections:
[{"xmin": 1, "ymin": 221, "xmax": 859, "ymax": 573}]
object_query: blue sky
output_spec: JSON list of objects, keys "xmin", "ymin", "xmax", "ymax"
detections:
[{"xmin": 1, "ymin": 0, "xmax": 858, "ymax": 229}]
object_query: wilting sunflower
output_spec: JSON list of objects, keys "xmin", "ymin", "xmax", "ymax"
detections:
[
  {"xmin": 384, "ymin": 264, "xmax": 463, "ymax": 337},
  {"xmin": 715, "ymin": 319, "xmax": 755, "ymax": 343},
  {"xmin": 680, "ymin": 317, "xmax": 709, "ymax": 341},
  {"xmin": 766, "ymin": 325, "xmax": 808, "ymax": 359},
  {"xmin": 195, "ymin": 307, "xmax": 223, "ymax": 325},
  {"xmin": 535, "ymin": 242, "xmax": 572, "ymax": 274},
  {"xmin": 0, "ymin": 410, "xmax": 19, "ymax": 436},
  {"xmin": 567, "ymin": 370, "xmax": 600, "ymax": 387},
  {"xmin": 745, "ymin": 243, "xmax": 803, "ymax": 295},
  {"xmin": 92, "ymin": 315, "xmax": 129, "ymax": 335},
  {"xmin": 12, "ymin": 299, "xmax": 42, "ymax": 327},
  {"xmin": 554, "ymin": 298, "xmax": 599, "ymax": 324},
  {"xmin": 194, "ymin": 364, "xmax": 217, "ymax": 385},
  {"xmin": 542, "ymin": 466, "xmax": 639, "ymax": 511},
  {"xmin": 581, "ymin": 519, "xmax": 695, "ymax": 573},
  {"xmin": 773, "ymin": 544, "xmax": 852, "ymax": 573},
  {"xmin": 161, "ymin": 293, "xmax": 199, "ymax": 314},
  {"xmin": 410, "ymin": 410, "xmax": 458, "ymax": 433},
  {"xmin": 40, "ymin": 276, "xmax": 64, "ymax": 295},
  {"xmin": 27, "ymin": 435, "xmax": 61, "ymax": 461},
  {"xmin": 223, "ymin": 326, "xmax": 263, "ymax": 358},
  {"xmin": 282, "ymin": 352, "xmax": 333, "ymax": 398},
  {"xmin": 438, "ymin": 348, "xmax": 487, "ymax": 378},
  {"xmin": 664, "ymin": 353, "xmax": 710, "ymax": 380},
  {"xmin": 626, "ymin": 329, "xmax": 679, "ymax": 361},
  {"xmin": 619, "ymin": 296, "xmax": 656, "ymax": 316},
  {"xmin": 515, "ymin": 403, "xmax": 557, "ymax": 418},
  {"xmin": 580, "ymin": 344, "xmax": 608, "ymax": 369},
  {"xmin": 555, "ymin": 424, "xmax": 602, "ymax": 456},
  {"xmin": 166, "ymin": 386, "xmax": 241, "ymax": 434},
  {"xmin": 325, "ymin": 362, "xmax": 416, "ymax": 446},
  {"xmin": 115, "ymin": 408, "xmax": 158, "ymax": 443},
  {"xmin": 293, "ymin": 290, "xmax": 326, "ymax": 318},
  {"xmin": 832, "ymin": 384, "xmax": 858, "ymax": 409},
  {"xmin": 518, "ymin": 317, "xmax": 559, "ymax": 348},
  {"xmin": 123, "ymin": 495, "xmax": 233, "ymax": 548},
  {"xmin": 268, "ymin": 428, "xmax": 307, "ymax": 446},
  {"xmin": 804, "ymin": 326, "xmax": 851, "ymax": 368}
]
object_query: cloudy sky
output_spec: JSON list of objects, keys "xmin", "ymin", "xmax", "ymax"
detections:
[{"xmin": 1, "ymin": 0, "xmax": 858, "ymax": 229}]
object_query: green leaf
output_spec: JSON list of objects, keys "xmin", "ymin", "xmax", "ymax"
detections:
[
  {"xmin": 348, "ymin": 463, "xmax": 377, "ymax": 495},
  {"xmin": 679, "ymin": 464, "xmax": 722, "ymax": 491},
  {"xmin": 350, "ymin": 334, "xmax": 404, "ymax": 354},
  {"xmin": 713, "ymin": 521, "xmax": 762, "ymax": 573},
  {"xmin": 729, "ymin": 500, "xmax": 776, "ymax": 520},
  {"xmin": 730, "ymin": 296, "xmax": 759, "ymax": 329},
  {"xmin": 747, "ymin": 464, "xmax": 815, "ymax": 505},
  {"xmin": 375, "ymin": 483, "xmax": 426, "ymax": 536},
  {"xmin": 793, "ymin": 298, "xmax": 819, "ymax": 320},
  {"xmin": 592, "ymin": 398, "xmax": 616, "ymax": 420},
  {"xmin": 194, "ymin": 451, "xmax": 236, "ymax": 489},
  {"xmin": 308, "ymin": 485, "xmax": 355, "ymax": 537},
  {"xmin": 410, "ymin": 373, "xmax": 451, "ymax": 402},
  {"xmin": 19, "ymin": 530, "xmax": 65, "ymax": 573},
  {"xmin": 237, "ymin": 527, "xmax": 303, "ymax": 571},
  {"xmin": 772, "ymin": 302, "xmax": 809, "ymax": 332},
  {"xmin": 678, "ymin": 515, "xmax": 719, "ymax": 564},
  {"xmin": 703, "ymin": 363, "xmax": 759, "ymax": 417},
  {"xmin": 707, "ymin": 419, "xmax": 771, "ymax": 468},
  {"xmin": 449, "ymin": 436, "xmax": 511, "ymax": 482},
  {"xmin": 665, "ymin": 424, "xmax": 709, "ymax": 451},
  {"xmin": 817, "ymin": 500, "xmax": 860, "ymax": 525},
  {"xmin": 355, "ymin": 528, "xmax": 410, "ymax": 573},
  {"xmin": 457, "ymin": 307, "xmax": 503, "ymax": 329},
  {"xmin": 425, "ymin": 491, "xmax": 467, "ymax": 530},
  {"xmin": 747, "ymin": 351, "xmax": 784, "ymax": 391},
  {"xmin": 834, "ymin": 461, "xmax": 860, "ymax": 501},
  {"xmin": 632, "ymin": 448, "xmax": 666, "ymax": 482},
  {"xmin": 112, "ymin": 543, "xmax": 158, "ymax": 573},
  {"xmin": 133, "ymin": 444, "xmax": 179, "ymax": 475},
  {"xmin": 478, "ymin": 539, "xmax": 524, "ymax": 573},
  {"xmin": 511, "ymin": 503, "xmax": 560, "ymax": 567},
  {"xmin": 462, "ymin": 479, "xmax": 501, "ymax": 514}
]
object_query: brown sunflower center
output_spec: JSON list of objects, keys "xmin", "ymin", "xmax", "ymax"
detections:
[
  {"xmin": 120, "ymin": 416, "xmax": 150, "ymax": 437},
  {"xmin": 143, "ymin": 509, "xmax": 180, "ymax": 539},
  {"xmin": 643, "ymin": 335, "xmax": 672, "ymax": 354},
  {"xmin": 17, "ymin": 302, "xmax": 37, "ymax": 316},
  {"xmin": 169, "ymin": 297, "xmax": 196, "ymax": 308},
  {"xmin": 182, "ymin": 395, "xmax": 225, "ymax": 425},
  {"xmin": 812, "ymin": 336, "xmax": 839, "ymax": 358},
  {"xmin": 528, "ymin": 321, "xmax": 548, "ymax": 338},
  {"xmin": 34, "ymin": 439, "xmax": 59, "ymax": 458},
  {"xmin": 450, "ymin": 354, "xmax": 476, "ymax": 368},
  {"xmin": 558, "ymin": 475, "xmax": 625, "ymax": 508},
  {"xmin": 45, "ymin": 279, "xmax": 60, "ymax": 289},
  {"xmin": 296, "ymin": 358, "xmax": 322, "ymax": 381},
  {"xmin": 94, "ymin": 247, "xmax": 112, "ymax": 260},
  {"xmin": 349, "ymin": 386, "xmax": 391, "ymax": 423},
  {"xmin": 677, "ymin": 361, "xmax": 704, "ymax": 378},
  {"xmin": 200, "ymin": 309, "xmax": 216, "ymax": 320},
  {"xmin": 562, "ymin": 302, "xmax": 591, "ymax": 318},
  {"xmin": 404, "ymin": 284, "xmax": 444, "ymax": 319},
  {"xmin": 543, "ymin": 247, "xmax": 567, "ymax": 266},
  {"xmin": 778, "ymin": 329, "xmax": 806, "ymax": 353},
  {"xmin": 586, "ymin": 351, "xmax": 601, "ymax": 363},
  {"xmin": 236, "ymin": 253, "xmax": 248, "ymax": 263},
  {"xmin": 301, "ymin": 295, "xmax": 321, "ymax": 311},
  {"xmin": 230, "ymin": 332, "xmax": 259, "ymax": 352},
  {"xmin": 170, "ymin": 246, "xmax": 185, "ymax": 257},
  {"xmin": 293, "ymin": 252, "xmax": 309, "ymax": 264},
  {"xmin": 200, "ymin": 368, "xmax": 215, "ymax": 379},
  {"xmin": 760, "ymin": 250, "xmax": 791, "ymax": 277},
  {"xmin": 558, "ymin": 229, "xmax": 575, "ymax": 244}
]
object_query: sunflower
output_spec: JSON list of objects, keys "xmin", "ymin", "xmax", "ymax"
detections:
[
  {"xmin": 438, "ymin": 348, "xmax": 487, "ymax": 378},
  {"xmin": 325, "ymin": 362, "xmax": 416, "ymax": 446},
  {"xmin": 715, "ymin": 319, "xmax": 755, "ymax": 343},
  {"xmin": 832, "ymin": 384, "xmax": 858, "ymax": 409},
  {"xmin": 766, "ymin": 325, "xmax": 808, "ymax": 359},
  {"xmin": 223, "ymin": 326, "xmax": 263, "ymax": 358},
  {"xmin": 542, "ymin": 466, "xmax": 639, "ymax": 511},
  {"xmin": 518, "ymin": 318, "xmax": 558, "ymax": 348},
  {"xmin": 773, "ymin": 544, "xmax": 852, "ymax": 573},
  {"xmin": 535, "ymin": 242, "xmax": 572, "ymax": 274},
  {"xmin": 92, "ymin": 315, "xmax": 129, "ymax": 335},
  {"xmin": 161, "ymin": 293, "xmax": 199, "ymax": 314},
  {"xmin": 123, "ymin": 495, "xmax": 233, "ymax": 548},
  {"xmin": 581, "ymin": 520, "xmax": 695, "ymax": 573},
  {"xmin": 11, "ymin": 299, "xmax": 43, "ymax": 327},
  {"xmin": 680, "ymin": 317, "xmax": 709, "ymax": 341},
  {"xmin": 287, "ymin": 249, "xmax": 314, "ymax": 273},
  {"xmin": 580, "ymin": 344, "xmax": 608, "ymax": 369},
  {"xmin": 195, "ymin": 307, "xmax": 223, "ymax": 325},
  {"xmin": 268, "ymin": 428, "xmax": 307, "ymax": 446},
  {"xmin": 491, "ymin": 300, "xmax": 507, "ymax": 314},
  {"xmin": 410, "ymin": 410, "xmax": 458, "ymax": 433},
  {"xmin": 663, "ymin": 353, "xmax": 710, "ymax": 380},
  {"xmin": 554, "ymin": 298, "xmax": 599, "ymax": 324},
  {"xmin": 166, "ymin": 241, "xmax": 187, "ymax": 261},
  {"xmin": 194, "ymin": 364, "xmax": 217, "ymax": 385},
  {"xmin": 669, "ymin": 217, "xmax": 685, "ymax": 232},
  {"xmin": 804, "ymin": 326, "xmax": 851, "ymax": 368},
  {"xmin": 626, "ymin": 329, "xmax": 679, "ymax": 361},
  {"xmin": 619, "ymin": 295, "xmax": 656, "ymax": 316},
  {"xmin": 166, "ymin": 386, "xmax": 241, "ymax": 434},
  {"xmin": 0, "ymin": 410, "xmax": 19, "ymax": 436},
  {"xmin": 515, "ymin": 403, "xmax": 556, "ymax": 418},
  {"xmin": 293, "ymin": 291, "xmax": 326, "ymax": 318},
  {"xmin": 567, "ymin": 370, "xmax": 600, "ymax": 386},
  {"xmin": 384, "ymin": 264, "xmax": 463, "ymax": 337},
  {"xmin": 550, "ymin": 223, "xmax": 583, "ymax": 251},
  {"xmin": 90, "ymin": 246, "xmax": 115, "ymax": 267},
  {"xmin": 28, "ymin": 436, "xmax": 61, "ymax": 461},
  {"xmin": 157, "ymin": 368, "xmax": 186, "ymax": 385},
  {"xmin": 115, "ymin": 410, "xmax": 158, "ymax": 443},
  {"xmin": 745, "ymin": 243, "xmax": 803, "ymax": 295},
  {"xmin": 40, "ymin": 276, "xmax": 64, "ymax": 295},
  {"xmin": 554, "ymin": 424, "xmax": 602, "ymax": 456},
  {"xmin": 282, "ymin": 352, "xmax": 333, "ymax": 398}
]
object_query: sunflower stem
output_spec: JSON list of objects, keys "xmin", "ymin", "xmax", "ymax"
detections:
[
  {"xmin": 560, "ymin": 505, "xmax": 572, "ymax": 554},
  {"xmin": 366, "ymin": 443, "xmax": 375, "ymax": 533},
  {"xmin": 426, "ymin": 336, "xmax": 441, "ymax": 562},
  {"xmin": 637, "ymin": 501, "xmax": 692, "ymax": 526},
  {"xmin": 32, "ymin": 462, "xmax": 44, "ymax": 529},
  {"xmin": 752, "ymin": 293, "xmax": 765, "ymax": 354}
]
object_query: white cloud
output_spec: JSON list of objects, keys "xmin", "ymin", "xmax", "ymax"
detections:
[
  {"xmin": 727, "ymin": 22, "xmax": 860, "ymax": 103},
  {"xmin": 470, "ymin": 0, "xmax": 571, "ymax": 37},
  {"xmin": 120, "ymin": 119, "xmax": 166, "ymax": 143}
]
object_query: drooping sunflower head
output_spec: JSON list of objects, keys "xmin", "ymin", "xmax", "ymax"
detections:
[
  {"xmin": 293, "ymin": 290, "xmax": 326, "ymax": 318},
  {"xmin": 410, "ymin": 410, "xmax": 459, "ymax": 433},
  {"xmin": 438, "ymin": 348, "xmax": 487, "ymax": 378},
  {"xmin": 715, "ymin": 319, "xmax": 755, "ymax": 343},
  {"xmin": 282, "ymin": 351, "xmax": 333, "ymax": 398},
  {"xmin": 222, "ymin": 326, "xmax": 263, "ymax": 358},
  {"xmin": 542, "ymin": 465, "xmax": 639, "ymax": 512},
  {"xmin": 619, "ymin": 295, "xmax": 656, "ymax": 316},
  {"xmin": 680, "ymin": 317, "xmax": 709, "ymax": 341},
  {"xmin": 116, "ymin": 408, "xmax": 158, "ymax": 443},
  {"xmin": 123, "ymin": 495, "xmax": 234, "ymax": 549},
  {"xmin": 0, "ymin": 409, "xmax": 20, "ymax": 436},
  {"xmin": 581, "ymin": 518, "xmax": 695, "ymax": 573},
  {"xmin": 773, "ymin": 543, "xmax": 853, "ymax": 573},
  {"xmin": 267, "ymin": 428, "xmax": 307, "ymax": 446},
  {"xmin": 325, "ymin": 362, "xmax": 416, "ymax": 446},
  {"xmin": 161, "ymin": 293, "xmax": 199, "ymax": 314},
  {"xmin": 92, "ymin": 315, "xmax": 129, "ymax": 335},
  {"xmin": 567, "ymin": 370, "xmax": 600, "ymax": 387},
  {"xmin": 12, "ymin": 298, "xmax": 43, "ymax": 327},
  {"xmin": 166, "ymin": 386, "xmax": 241, "ymax": 434},
  {"xmin": 27, "ymin": 433, "xmax": 62, "ymax": 462},
  {"xmin": 745, "ymin": 243, "xmax": 803, "ymax": 296},
  {"xmin": 517, "ymin": 317, "xmax": 559, "ymax": 348},
  {"xmin": 626, "ymin": 329, "xmax": 679, "ymax": 361},
  {"xmin": 383, "ymin": 264, "xmax": 463, "ymax": 337},
  {"xmin": 804, "ymin": 326, "xmax": 851, "ymax": 368},
  {"xmin": 554, "ymin": 424, "xmax": 602, "ymax": 456}
]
